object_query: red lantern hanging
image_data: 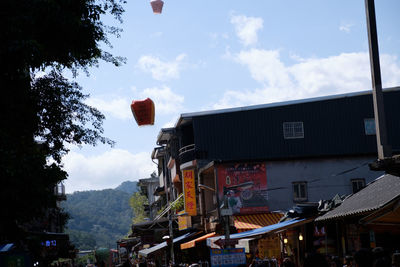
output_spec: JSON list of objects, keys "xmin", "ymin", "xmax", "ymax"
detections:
[
  {"xmin": 130, "ymin": 98, "xmax": 155, "ymax": 126},
  {"xmin": 150, "ymin": 0, "xmax": 164, "ymax": 14}
]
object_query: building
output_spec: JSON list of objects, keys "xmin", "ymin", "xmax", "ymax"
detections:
[
  {"xmin": 144, "ymin": 87, "xmax": 400, "ymax": 263},
  {"xmin": 138, "ymin": 174, "xmax": 161, "ymax": 220}
]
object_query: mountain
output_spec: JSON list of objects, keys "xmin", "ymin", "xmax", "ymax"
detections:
[
  {"xmin": 63, "ymin": 181, "xmax": 138, "ymax": 250},
  {"xmin": 115, "ymin": 180, "xmax": 139, "ymax": 194}
]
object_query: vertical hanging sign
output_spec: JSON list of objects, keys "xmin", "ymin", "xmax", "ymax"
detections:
[{"xmin": 183, "ymin": 169, "xmax": 197, "ymax": 216}]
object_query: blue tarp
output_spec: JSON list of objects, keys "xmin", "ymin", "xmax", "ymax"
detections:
[
  {"xmin": 207, "ymin": 218, "xmax": 307, "ymax": 247},
  {"xmin": 0, "ymin": 243, "xmax": 15, "ymax": 253},
  {"xmin": 139, "ymin": 232, "xmax": 197, "ymax": 257}
]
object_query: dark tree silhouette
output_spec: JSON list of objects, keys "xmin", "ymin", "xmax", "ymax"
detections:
[{"xmin": 0, "ymin": 0, "xmax": 126, "ymax": 245}]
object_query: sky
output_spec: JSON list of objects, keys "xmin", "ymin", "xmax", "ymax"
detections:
[{"xmin": 62, "ymin": 0, "xmax": 400, "ymax": 193}]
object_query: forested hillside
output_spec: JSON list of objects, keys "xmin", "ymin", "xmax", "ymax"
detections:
[{"xmin": 63, "ymin": 182, "xmax": 138, "ymax": 250}]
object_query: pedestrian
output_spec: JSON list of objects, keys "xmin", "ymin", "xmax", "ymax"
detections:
[
  {"xmin": 392, "ymin": 252, "xmax": 400, "ymax": 267},
  {"xmin": 372, "ymin": 247, "xmax": 391, "ymax": 267},
  {"xmin": 343, "ymin": 255, "xmax": 354, "ymax": 267},
  {"xmin": 354, "ymin": 249, "xmax": 373, "ymax": 267},
  {"xmin": 282, "ymin": 257, "xmax": 295, "ymax": 267},
  {"xmin": 303, "ymin": 252, "xmax": 329, "ymax": 267}
]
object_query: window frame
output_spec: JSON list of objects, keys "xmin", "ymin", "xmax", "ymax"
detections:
[
  {"xmin": 292, "ymin": 181, "xmax": 308, "ymax": 202},
  {"xmin": 283, "ymin": 121, "xmax": 304, "ymax": 139},
  {"xmin": 351, "ymin": 178, "xmax": 366, "ymax": 194},
  {"xmin": 364, "ymin": 118, "xmax": 376, "ymax": 135}
]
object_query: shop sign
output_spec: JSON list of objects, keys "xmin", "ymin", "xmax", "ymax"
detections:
[
  {"xmin": 183, "ymin": 169, "xmax": 197, "ymax": 216},
  {"xmin": 217, "ymin": 162, "xmax": 268, "ymax": 214},
  {"xmin": 178, "ymin": 211, "xmax": 192, "ymax": 230},
  {"xmin": 210, "ymin": 248, "xmax": 246, "ymax": 267}
]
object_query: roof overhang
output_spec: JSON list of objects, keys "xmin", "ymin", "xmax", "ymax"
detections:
[{"xmin": 156, "ymin": 127, "xmax": 175, "ymax": 145}]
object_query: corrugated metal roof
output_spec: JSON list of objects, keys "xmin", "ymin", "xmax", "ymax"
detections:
[
  {"xmin": 175, "ymin": 88, "xmax": 400, "ymax": 161},
  {"xmin": 177, "ymin": 87, "xmax": 400, "ymax": 125},
  {"xmin": 316, "ymin": 174, "xmax": 400, "ymax": 221}
]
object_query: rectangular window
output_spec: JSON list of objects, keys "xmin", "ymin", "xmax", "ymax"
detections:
[
  {"xmin": 293, "ymin": 182, "xmax": 307, "ymax": 202},
  {"xmin": 364, "ymin": 118, "xmax": 376, "ymax": 135},
  {"xmin": 351, "ymin": 178, "xmax": 365, "ymax": 193},
  {"xmin": 283, "ymin": 122, "xmax": 304, "ymax": 139}
]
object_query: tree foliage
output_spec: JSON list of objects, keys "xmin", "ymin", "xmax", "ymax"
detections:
[
  {"xmin": 0, "ymin": 0, "xmax": 126, "ymax": 243},
  {"xmin": 64, "ymin": 188, "xmax": 133, "ymax": 249},
  {"xmin": 130, "ymin": 192, "xmax": 149, "ymax": 224}
]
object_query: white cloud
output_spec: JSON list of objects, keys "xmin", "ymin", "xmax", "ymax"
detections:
[
  {"xmin": 213, "ymin": 49, "xmax": 400, "ymax": 109},
  {"xmin": 62, "ymin": 149, "xmax": 156, "ymax": 193},
  {"xmin": 230, "ymin": 14, "xmax": 263, "ymax": 46},
  {"xmin": 137, "ymin": 54, "xmax": 186, "ymax": 81},
  {"xmin": 339, "ymin": 22, "xmax": 354, "ymax": 33},
  {"xmin": 86, "ymin": 97, "xmax": 131, "ymax": 120},
  {"xmin": 140, "ymin": 86, "xmax": 184, "ymax": 115}
]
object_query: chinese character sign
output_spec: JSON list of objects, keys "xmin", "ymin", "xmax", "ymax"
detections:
[
  {"xmin": 183, "ymin": 169, "xmax": 197, "ymax": 216},
  {"xmin": 217, "ymin": 162, "xmax": 268, "ymax": 214},
  {"xmin": 210, "ymin": 248, "xmax": 246, "ymax": 267}
]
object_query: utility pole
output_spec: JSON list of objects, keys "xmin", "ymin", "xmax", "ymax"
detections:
[
  {"xmin": 163, "ymin": 152, "xmax": 175, "ymax": 265},
  {"xmin": 365, "ymin": 0, "xmax": 391, "ymax": 159}
]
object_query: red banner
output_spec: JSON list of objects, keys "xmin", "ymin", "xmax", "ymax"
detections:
[{"xmin": 217, "ymin": 162, "xmax": 268, "ymax": 214}]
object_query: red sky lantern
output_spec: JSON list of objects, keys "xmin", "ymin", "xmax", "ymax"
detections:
[
  {"xmin": 150, "ymin": 0, "xmax": 164, "ymax": 14},
  {"xmin": 130, "ymin": 98, "xmax": 155, "ymax": 126}
]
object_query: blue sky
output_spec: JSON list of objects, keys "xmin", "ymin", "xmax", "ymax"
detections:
[{"xmin": 62, "ymin": 0, "xmax": 400, "ymax": 193}]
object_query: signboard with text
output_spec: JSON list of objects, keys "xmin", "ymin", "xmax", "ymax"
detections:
[
  {"xmin": 210, "ymin": 248, "xmax": 246, "ymax": 267},
  {"xmin": 183, "ymin": 169, "xmax": 197, "ymax": 216},
  {"xmin": 217, "ymin": 162, "xmax": 268, "ymax": 214}
]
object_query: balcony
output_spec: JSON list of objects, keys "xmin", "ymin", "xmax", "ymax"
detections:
[
  {"xmin": 179, "ymin": 144, "xmax": 196, "ymax": 164},
  {"xmin": 178, "ymin": 144, "xmax": 207, "ymax": 164}
]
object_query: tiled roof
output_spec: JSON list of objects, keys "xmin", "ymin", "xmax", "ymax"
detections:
[
  {"xmin": 234, "ymin": 213, "xmax": 283, "ymax": 230},
  {"xmin": 316, "ymin": 174, "xmax": 400, "ymax": 221}
]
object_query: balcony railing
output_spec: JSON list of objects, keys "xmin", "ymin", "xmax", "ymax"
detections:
[{"xmin": 178, "ymin": 144, "xmax": 196, "ymax": 164}]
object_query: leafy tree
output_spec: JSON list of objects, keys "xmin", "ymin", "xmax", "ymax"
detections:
[
  {"xmin": 64, "ymin": 188, "xmax": 133, "ymax": 249},
  {"xmin": 130, "ymin": 192, "xmax": 149, "ymax": 224},
  {"xmin": 0, "ymin": 0, "xmax": 126, "ymax": 244}
]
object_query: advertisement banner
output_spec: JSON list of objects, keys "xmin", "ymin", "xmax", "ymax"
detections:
[
  {"xmin": 217, "ymin": 162, "xmax": 268, "ymax": 214},
  {"xmin": 210, "ymin": 248, "xmax": 246, "ymax": 267},
  {"xmin": 183, "ymin": 169, "xmax": 197, "ymax": 216}
]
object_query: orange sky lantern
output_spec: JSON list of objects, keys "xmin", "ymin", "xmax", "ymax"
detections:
[{"xmin": 130, "ymin": 98, "xmax": 155, "ymax": 126}]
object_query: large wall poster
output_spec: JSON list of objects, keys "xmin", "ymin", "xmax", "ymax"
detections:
[{"xmin": 217, "ymin": 162, "xmax": 268, "ymax": 214}]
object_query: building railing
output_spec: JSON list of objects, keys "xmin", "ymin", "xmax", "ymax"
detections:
[{"xmin": 178, "ymin": 144, "xmax": 196, "ymax": 163}]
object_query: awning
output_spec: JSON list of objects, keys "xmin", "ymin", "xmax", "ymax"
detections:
[
  {"xmin": 234, "ymin": 213, "xmax": 283, "ymax": 231},
  {"xmin": 207, "ymin": 218, "xmax": 312, "ymax": 247},
  {"xmin": 181, "ymin": 232, "xmax": 216, "ymax": 250},
  {"xmin": 0, "ymin": 243, "xmax": 15, "ymax": 252},
  {"xmin": 139, "ymin": 232, "xmax": 197, "ymax": 257}
]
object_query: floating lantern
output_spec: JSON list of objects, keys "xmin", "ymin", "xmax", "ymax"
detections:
[
  {"xmin": 150, "ymin": 0, "xmax": 164, "ymax": 14},
  {"xmin": 131, "ymin": 98, "xmax": 155, "ymax": 126}
]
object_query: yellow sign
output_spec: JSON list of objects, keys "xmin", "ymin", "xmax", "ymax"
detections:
[
  {"xmin": 178, "ymin": 212, "xmax": 192, "ymax": 230},
  {"xmin": 183, "ymin": 169, "xmax": 197, "ymax": 216}
]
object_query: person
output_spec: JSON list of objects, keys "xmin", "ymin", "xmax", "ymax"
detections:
[
  {"xmin": 392, "ymin": 252, "xmax": 400, "ymax": 267},
  {"xmin": 343, "ymin": 255, "xmax": 354, "ymax": 267},
  {"xmin": 354, "ymin": 249, "xmax": 373, "ymax": 267},
  {"xmin": 303, "ymin": 252, "xmax": 329, "ymax": 267},
  {"xmin": 282, "ymin": 257, "xmax": 295, "ymax": 267},
  {"xmin": 372, "ymin": 247, "xmax": 391, "ymax": 267}
]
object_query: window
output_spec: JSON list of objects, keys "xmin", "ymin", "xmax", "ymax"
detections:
[
  {"xmin": 293, "ymin": 182, "xmax": 308, "ymax": 202},
  {"xmin": 364, "ymin": 118, "xmax": 376, "ymax": 135},
  {"xmin": 283, "ymin": 122, "xmax": 304, "ymax": 139},
  {"xmin": 351, "ymin": 178, "xmax": 365, "ymax": 193}
]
